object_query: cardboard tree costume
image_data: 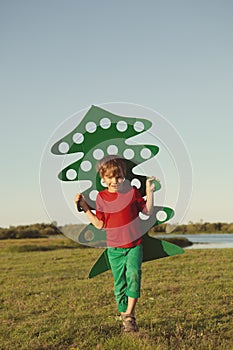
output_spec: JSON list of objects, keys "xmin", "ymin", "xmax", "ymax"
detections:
[{"xmin": 51, "ymin": 105, "xmax": 184, "ymax": 278}]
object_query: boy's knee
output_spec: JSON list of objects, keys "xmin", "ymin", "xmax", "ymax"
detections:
[{"xmin": 127, "ymin": 268, "xmax": 141, "ymax": 284}]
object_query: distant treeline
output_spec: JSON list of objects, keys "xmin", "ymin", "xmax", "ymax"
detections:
[
  {"xmin": 0, "ymin": 221, "xmax": 233, "ymax": 240},
  {"xmin": 0, "ymin": 223, "xmax": 61, "ymax": 240},
  {"xmin": 152, "ymin": 221, "xmax": 233, "ymax": 234}
]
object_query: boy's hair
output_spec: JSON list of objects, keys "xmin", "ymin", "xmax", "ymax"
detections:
[{"xmin": 97, "ymin": 155, "xmax": 127, "ymax": 179}]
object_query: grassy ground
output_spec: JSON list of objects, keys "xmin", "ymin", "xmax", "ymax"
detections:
[{"xmin": 0, "ymin": 238, "xmax": 233, "ymax": 350}]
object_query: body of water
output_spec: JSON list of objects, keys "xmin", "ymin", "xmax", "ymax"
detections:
[{"xmin": 157, "ymin": 233, "xmax": 233, "ymax": 249}]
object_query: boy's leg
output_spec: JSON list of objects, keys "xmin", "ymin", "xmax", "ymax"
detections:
[
  {"xmin": 124, "ymin": 244, "xmax": 143, "ymax": 314},
  {"xmin": 107, "ymin": 248, "xmax": 128, "ymax": 313},
  {"xmin": 123, "ymin": 296, "xmax": 138, "ymax": 316},
  {"xmin": 121, "ymin": 244, "xmax": 143, "ymax": 332}
]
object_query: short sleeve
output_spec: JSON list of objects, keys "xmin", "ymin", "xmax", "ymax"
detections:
[
  {"xmin": 134, "ymin": 187, "xmax": 146, "ymax": 212},
  {"xmin": 96, "ymin": 193, "xmax": 105, "ymax": 225}
]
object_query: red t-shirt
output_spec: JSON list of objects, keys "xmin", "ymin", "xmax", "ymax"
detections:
[{"xmin": 96, "ymin": 185, "xmax": 146, "ymax": 248}]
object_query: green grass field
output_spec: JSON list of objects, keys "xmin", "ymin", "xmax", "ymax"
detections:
[{"xmin": 1, "ymin": 238, "xmax": 233, "ymax": 350}]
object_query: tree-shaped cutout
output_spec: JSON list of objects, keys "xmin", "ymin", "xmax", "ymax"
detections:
[{"xmin": 51, "ymin": 105, "xmax": 175, "ymax": 247}]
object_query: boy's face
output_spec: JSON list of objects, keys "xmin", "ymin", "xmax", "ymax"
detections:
[{"xmin": 103, "ymin": 171, "xmax": 124, "ymax": 193}]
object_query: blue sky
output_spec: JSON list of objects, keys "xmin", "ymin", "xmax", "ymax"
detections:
[{"xmin": 1, "ymin": 0, "xmax": 233, "ymax": 227}]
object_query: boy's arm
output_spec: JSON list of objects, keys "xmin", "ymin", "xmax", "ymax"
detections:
[
  {"xmin": 74, "ymin": 194, "xmax": 104, "ymax": 230},
  {"xmin": 85, "ymin": 209, "xmax": 104, "ymax": 229},
  {"xmin": 143, "ymin": 177, "xmax": 157, "ymax": 215}
]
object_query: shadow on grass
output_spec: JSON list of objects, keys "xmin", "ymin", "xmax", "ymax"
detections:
[{"xmin": 7, "ymin": 244, "xmax": 90, "ymax": 253}]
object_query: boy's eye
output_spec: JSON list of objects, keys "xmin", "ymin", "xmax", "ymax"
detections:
[{"xmin": 106, "ymin": 176, "xmax": 122, "ymax": 180}]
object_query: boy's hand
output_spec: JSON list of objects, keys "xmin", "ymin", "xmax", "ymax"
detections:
[
  {"xmin": 74, "ymin": 193, "xmax": 82, "ymax": 205},
  {"xmin": 74, "ymin": 193, "xmax": 89, "ymax": 212},
  {"xmin": 146, "ymin": 176, "xmax": 160, "ymax": 193}
]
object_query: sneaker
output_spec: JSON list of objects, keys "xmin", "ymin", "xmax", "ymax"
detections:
[{"xmin": 121, "ymin": 314, "xmax": 139, "ymax": 332}]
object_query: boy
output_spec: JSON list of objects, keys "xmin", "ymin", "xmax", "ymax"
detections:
[{"xmin": 75, "ymin": 155, "xmax": 156, "ymax": 332}]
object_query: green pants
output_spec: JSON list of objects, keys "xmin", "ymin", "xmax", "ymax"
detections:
[{"xmin": 107, "ymin": 244, "xmax": 143, "ymax": 312}]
